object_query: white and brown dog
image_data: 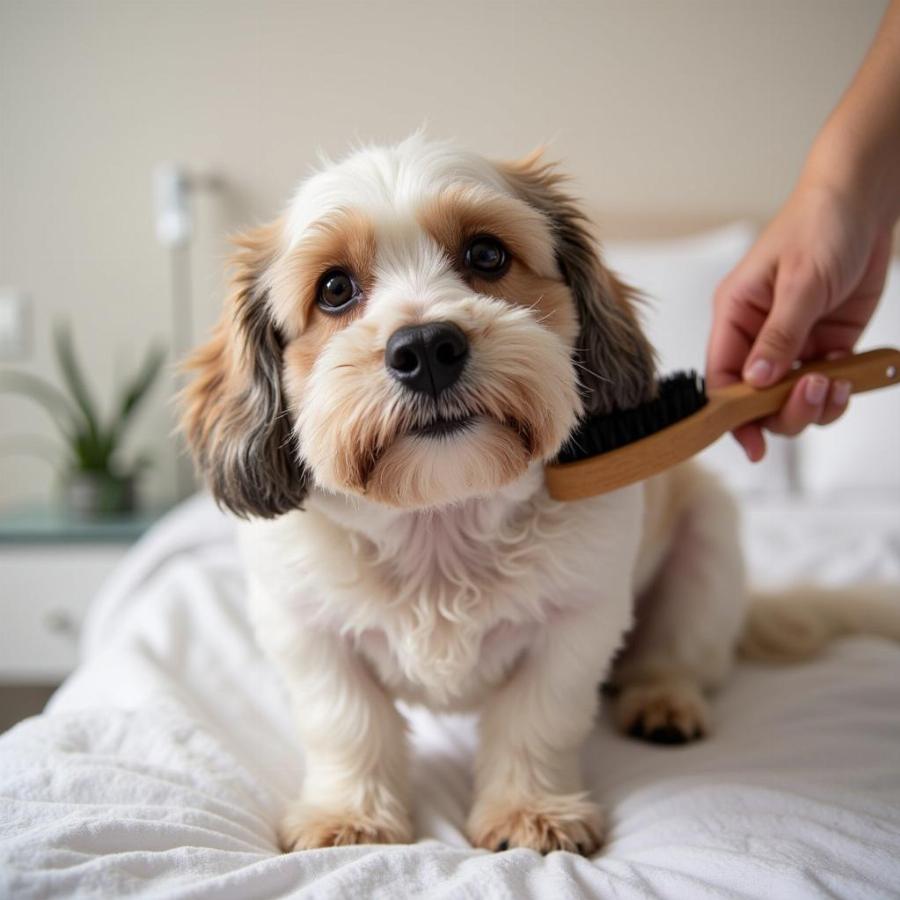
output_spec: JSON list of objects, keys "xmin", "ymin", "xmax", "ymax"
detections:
[{"xmin": 183, "ymin": 134, "xmax": 897, "ymax": 855}]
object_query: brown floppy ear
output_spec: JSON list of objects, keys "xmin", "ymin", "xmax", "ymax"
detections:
[
  {"xmin": 499, "ymin": 152, "xmax": 657, "ymax": 415},
  {"xmin": 182, "ymin": 220, "xmax": 310, "ymax": 518}
]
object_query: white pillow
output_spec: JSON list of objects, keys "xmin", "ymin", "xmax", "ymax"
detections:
[
  {"xmin": 798, "ymin": 258, "xmax": 900, "ymax": 499},
  {"xmin": 603, "ymin": 224, "xmax": 795, "ymax": 496}
]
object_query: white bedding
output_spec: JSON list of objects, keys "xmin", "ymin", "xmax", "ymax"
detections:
[{"xmin": 1, "ymin": 493, "xmax": 899, "ymax": 899}]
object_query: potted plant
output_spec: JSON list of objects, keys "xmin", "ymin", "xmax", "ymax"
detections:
[{"xmin": 0, "ymin": 323, "xmax": 165, "ymax": 518}]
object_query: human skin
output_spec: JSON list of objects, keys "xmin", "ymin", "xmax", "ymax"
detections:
[{"xmin": 707, "ymin": 0, "xmax": 900, "ymax": 461}]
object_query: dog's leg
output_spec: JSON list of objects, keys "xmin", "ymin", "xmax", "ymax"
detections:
[
  {"xmin": 611, "ymin": 470, "xmax": 746, "ymax": 745},
  {"xmin": 467, "ymin": 599, "xmax": 631, "ymax": 856},
  {"xmin": 259, "ymin": 619, "xmax": 412, "ymax": 851}
]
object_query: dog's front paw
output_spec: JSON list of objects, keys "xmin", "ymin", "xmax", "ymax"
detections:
[
  {"xmin": 279, "ymin": 803, "xmax": 413, "ymax": 851},
  {"xmin": 468, "ymin": 793, "xmax": 605, "ymax": 856},
  {"xmin": 614, "ymin": 679, "xmax": 710, "ymax": 745}
]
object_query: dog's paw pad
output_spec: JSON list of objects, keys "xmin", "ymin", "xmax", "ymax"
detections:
[
  {"xmin": 631, "ymin": 721, "xmax": 696, "ymax": 745},
  {"xmin": 469, "ymin": 795, "xmax": 605, "ymax": 856},
  {"xmin": 616, "ymin": 680, "xmax": 710, "ymax": 745},
  {"xmin": 279, "ymin": 806, "xmax": 411, "ymax": 852}
]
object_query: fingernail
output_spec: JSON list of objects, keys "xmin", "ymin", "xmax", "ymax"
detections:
[
  {"xmin": 832, "ymin": 379, "xmax": 851, "ymax": 407},
  {"xmin": 804, "ymin": 374, "xmax": 828, "ymax": 406},
  {"xmin": 745, "ymin": 358, "xmax": 773, "ymax": 386}
]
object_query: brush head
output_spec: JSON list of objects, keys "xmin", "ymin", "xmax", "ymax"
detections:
[{"xmin": 557, "ymin": 371, "xmax": 708, "ymax": 464}]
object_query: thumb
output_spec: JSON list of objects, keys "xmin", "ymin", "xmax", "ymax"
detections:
[{"xmin": 743, "ymin": 262, "xmax": 822, "ymax": 387}]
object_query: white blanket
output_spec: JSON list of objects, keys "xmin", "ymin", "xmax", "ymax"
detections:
[{"xmin": 1, "ymin": 494, "xmax": 899, "ymax": 899}]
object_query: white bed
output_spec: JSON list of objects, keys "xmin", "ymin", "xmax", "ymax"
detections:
[{"xmin": 1, "ymin": 228, "xmax": 898, "ymax": 899}]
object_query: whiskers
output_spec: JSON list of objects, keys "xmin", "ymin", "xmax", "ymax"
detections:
[
  {"xmin": 571, "ymin": 352, "xmax": 610, "ymax": 384},
  {"xmin": 520, "ymin": 295, "xmax": 554, "ymax": 328}
]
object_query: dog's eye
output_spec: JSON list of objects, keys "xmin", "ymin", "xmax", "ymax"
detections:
[
  {"xmin": 464, "ymin": 235, "xmax": 510, "ymax": 279},
  {"xmin": 317, "ymin": 269, "xmax": 360, "ymax": 313}
]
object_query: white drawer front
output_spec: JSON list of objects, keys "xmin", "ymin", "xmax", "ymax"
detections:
[{"xmin": 0, "ymin": 545, "xmax": 128, "ymax": 683}]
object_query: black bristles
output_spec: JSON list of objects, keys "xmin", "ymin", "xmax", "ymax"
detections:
[{"xmin": 557, "ymin": 371, "xmax": 708, "ymax": 464}]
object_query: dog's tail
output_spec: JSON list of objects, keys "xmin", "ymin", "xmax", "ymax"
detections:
[{"xmin": 738, "ymin": 584, "xmax": 900, "ymax": 662}]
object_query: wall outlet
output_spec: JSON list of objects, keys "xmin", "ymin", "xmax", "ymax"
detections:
[{"xmin": 0, "ymin": 289, "xmax": 30, "ymax": 360}]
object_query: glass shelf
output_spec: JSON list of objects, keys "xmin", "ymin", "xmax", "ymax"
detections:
[{"xmin": 0, "ymin": 506, "xmax": 171, "ymax": 544}]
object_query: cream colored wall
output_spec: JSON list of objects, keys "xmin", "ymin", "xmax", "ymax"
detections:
[{"xmin": 0, "ymin": 0, "xmax": 888, "ymax": 508}]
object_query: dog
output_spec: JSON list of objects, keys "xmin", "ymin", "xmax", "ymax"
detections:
[{"xmin": 182, "ymin": 134, "xmax": 899, "ymax": 855}]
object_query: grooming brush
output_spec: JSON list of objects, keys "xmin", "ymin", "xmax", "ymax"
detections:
[{"xmin": 545, "ymin": 346, "xmax": 900, "ymax": 502}]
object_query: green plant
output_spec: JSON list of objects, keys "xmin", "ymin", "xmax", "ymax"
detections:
[{"xmin": 0, "ymin": 323, "xmax": 165, "ymax": 483}]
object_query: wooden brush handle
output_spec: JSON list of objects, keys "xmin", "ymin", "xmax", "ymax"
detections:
[
  {"xmin": 710, "ymin": 347, "xmax": 900, "ymax": 430},
  {"xmin": 545, "ymin": 346, "xmax": 900, "ymax": 502}
]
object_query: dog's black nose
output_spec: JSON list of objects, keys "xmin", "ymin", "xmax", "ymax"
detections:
[{"xmin": 385, "ymin": 322, "xmax": 469, "ymax": 397}]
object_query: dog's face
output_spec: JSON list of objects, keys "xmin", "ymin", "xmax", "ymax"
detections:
[{"xmin": 184, "ymin": 136, "xmax": 656, "ymax": 515}]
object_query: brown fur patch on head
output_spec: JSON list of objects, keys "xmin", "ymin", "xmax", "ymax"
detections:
[
  {"xmin": 181, "ymin": 219, "xmax": 311, "ymax": 518},
  {"xmin": 475, "ymin": 266, "xmax": 577, "ymax": 345},
  {"xmin": 497, "ymin": 151, "xmax": 657, "ymax": 415},
  {"xmin": 268, "ymin": 209, "xmax": 377, "ymax": 336},
  {"xmin": 417, "ymin": 185, "xmax": 557, "ymax": 277},
  {"xmin": 417, "ymin": 185, "xmax": 577, "ymax": 343},
  {"xmin": 272, "ymin": 211, "xmax": 380, "ymax": 464}
]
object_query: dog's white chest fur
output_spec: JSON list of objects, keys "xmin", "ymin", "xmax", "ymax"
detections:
[{"xmin": 240, "ymin": 469, "xmax": 644, "ymax": 709}]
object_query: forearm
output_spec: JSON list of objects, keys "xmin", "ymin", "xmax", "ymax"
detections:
[{"xmin": 802, "ymin": 0, "xmax": 900, "ymax": 227}]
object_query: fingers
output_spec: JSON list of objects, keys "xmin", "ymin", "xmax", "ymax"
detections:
[
  {"xmin": 708, "ymin": 198, "xmax": 887, "ymax": 457},
  {"xmin": 706, "ymin": 265, "xmax": 772, "ymax": 390},
  {"xmin": 759, "ymin": 375, "xmax": 852, "ymax": 436},
  {"xmin": 733, "ymin": 373, "xmax": 851, "ymax": 459},
  {"xmin": 743, "ymin": 260, "xmax": 826, "ymax": 388},
  {"xmin": 819, "ymin": 379, "xmax": 852, "ymax": 426},
  {"xmin": 732, "ymin": 423, "xmax": 766, "ymax": 462}
]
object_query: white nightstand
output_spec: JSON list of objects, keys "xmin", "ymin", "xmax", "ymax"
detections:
[{"xmin": 0, "ymin": 509, "xmax": 164, "ymax": 684}]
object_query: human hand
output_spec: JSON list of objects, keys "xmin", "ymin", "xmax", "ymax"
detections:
[{"xmin": 706, "ymin": 181, "xmax": 892, "ymax": 461}]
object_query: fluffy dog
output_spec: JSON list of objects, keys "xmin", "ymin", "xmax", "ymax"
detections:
[{"xmin": 183, "ymin": 134, "xmax": 898, "ymax": 855}]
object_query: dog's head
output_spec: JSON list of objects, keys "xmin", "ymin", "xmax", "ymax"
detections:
[{"xmin": 183, "ymin": 136, "xmax": 656, "ymax": 515}]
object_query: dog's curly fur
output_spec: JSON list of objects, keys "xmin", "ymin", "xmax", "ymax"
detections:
[{"xmin": 183, "ymin": 135, "xmax": 900, "ymax": 856}]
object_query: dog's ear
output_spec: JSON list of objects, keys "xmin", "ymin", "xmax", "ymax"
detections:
[
  {"xmin": 182, "ymin": 219, "xmax": 310, "ymax": 518},
  {"xmin": 499, "ymin": 151, "xmax": 657, "ymax": 414}
]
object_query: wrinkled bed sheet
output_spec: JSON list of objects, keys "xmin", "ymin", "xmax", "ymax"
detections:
[{"xmin": 1, "ymin": 493, "xmax": 899, "ymax": 899}]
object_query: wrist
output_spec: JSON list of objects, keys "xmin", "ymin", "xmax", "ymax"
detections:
[{"xmin": 802, "ymin": 130, "xmax": 900, "ymax": 231}]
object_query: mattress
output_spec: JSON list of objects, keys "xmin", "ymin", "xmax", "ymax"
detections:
[{"xmin": 1, "ymin": 492, "xmax": 899, "ymax": 899}]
